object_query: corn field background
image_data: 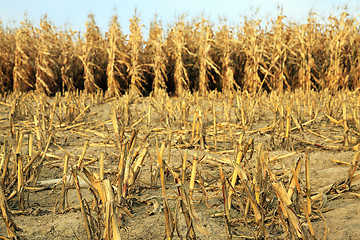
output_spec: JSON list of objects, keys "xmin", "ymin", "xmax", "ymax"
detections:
[
  {"xmin": 0, "ymin": 12, "xmax": 360, "ymax": 96},
  {"xmin": 0, "ymin": 11, "xmax": 360, "ymax": 240}
]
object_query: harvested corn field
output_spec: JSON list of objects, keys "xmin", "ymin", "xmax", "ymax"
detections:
[
  {"xmin": 0, "ymin": 11, "xmax": 360, "ymax": 240},
  {"xmin": 0, "ymin": 90, "xmax": 359, "ymax": 239}
]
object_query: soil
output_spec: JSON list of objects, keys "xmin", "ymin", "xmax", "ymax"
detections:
[{"xmin": 0, "ymin": 91, "xmax": 359, "ymax": 239}]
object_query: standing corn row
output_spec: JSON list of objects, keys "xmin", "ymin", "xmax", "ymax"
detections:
[{"xmin": 0, "ymin": 12, "xmax": 359, "ymax": 95}]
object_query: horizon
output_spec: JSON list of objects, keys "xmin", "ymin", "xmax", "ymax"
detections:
[{"xmin": 0, "ymin": 0, "xmax": 359, "ymax": 35}]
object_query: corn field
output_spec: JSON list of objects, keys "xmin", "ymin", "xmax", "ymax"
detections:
[
  {"xmin": 1, "ymin": 12, "xmax": 360, "ymax": 96},
  {"xmin": 1, "ymin": 11, "xmax": 360, "ymax": 240}
]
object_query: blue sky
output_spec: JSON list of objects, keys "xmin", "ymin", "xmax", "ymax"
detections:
[{"xmin": 0, "ymin": 0, "xmax": 359, "ymax": 34}]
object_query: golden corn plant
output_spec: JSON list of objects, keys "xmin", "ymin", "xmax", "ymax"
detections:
[
  {"xmin": 264, "ymin": 15, "xmax": 289, "ymax": 91},
  {"xmin": 196, "ymin": 18, "xmax": 220, "ymax": 96},
  {"xmin": 146, "ymin": 17, "xmax": 167, "ymax": 97},
  {"xmin": 239, "ymin": 19, "xmax": 265, "ymax": 92},
  {"xmin": 0, "ymin": 22, "xmax": 15, "ymax": 93},
  {"xmin": 59, "ymin": 29, "xmax": 82, "ymax": 92},
  {"xmin": 79, "ymin": 14, "xmax": 107, "ymax": 93},
  {"xmin": 292, "ymin": 14, "xmax": 318, "ymax": 90},
  {"xmin": 215, "ymin": 23, "xmax": 238, "ymax": 93},
  {"xmin": 347, "ymin": 18, "xmax": 360, "ymax": 90},
  {"xmin": 168, "ymin": 17, "xmax": 190, "ymax": 96},
  {"xmin": 35, "ymin": 17, "xmax": 61, "ymax": 95},
  {"xmin": 13, "ymin": 19, "xmax": 36, "ymax": 92},
  {"xmin": 106, "ymin": 14, "xmax": 129, "ymax": 96},
  {"xmin": 325, "ymin": 12, "xmax": 359, "ymax": 92},
  {"xmin": 128, "ymin": 12, "xmax": 146, "ymax": 96}
]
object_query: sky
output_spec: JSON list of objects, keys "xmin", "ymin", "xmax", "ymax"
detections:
[{"xmin": 0, "ymin": 0, "xmax": 359, "ymax": 35}]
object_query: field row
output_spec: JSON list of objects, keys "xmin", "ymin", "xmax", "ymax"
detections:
[{"xmin": 0, "ymin": 12, "xmax": 360, "ymax": 96}]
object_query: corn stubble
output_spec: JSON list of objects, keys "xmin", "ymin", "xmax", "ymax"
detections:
[{"xmin": 0, "ymin": 89, "xmax": 360, "ymax": 239}]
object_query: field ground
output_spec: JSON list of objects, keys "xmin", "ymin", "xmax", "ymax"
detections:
[{"xmin": 0, "ymin": 90, "xmax": 359, "ymax": 239}]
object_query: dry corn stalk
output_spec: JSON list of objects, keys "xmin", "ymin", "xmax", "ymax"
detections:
[
  {"xmin": 55, "ymin": 154, "xmax": 69, "ymax": 212},
  {"xmin": 72, "ymin": 169, "xmax": 93, "ymax": 239},
  {"xmin": 0, "ymin": 184, "xmax": 21, "ymax": 238},
  {"xmin": 216, "ymin": 24, "xmax": 238, "ymax": 93},
  {"xmin": 0, "ymin": 23, "xmax": 15, "ymax": 92},
  {"xmin": 305, "ymin": 152, "xmax": 311, "ymax": 215},
  {"xmin": 103, "ymin": 179, "xmax": 121, "ymax": 240},
  {"xmin": 79, "ymin": 14, "xmax": 106, "ymax": 93},
  {"xmin": 230, "ymin": 156, "xmax": 262, "ymax": 222},
  {"xmin": 240, "ymin": 19, "xmax": 264, "ymax": 92},
  {"xmin": 107, "ymin": 14, "xmax": 128, "ymax": 96},
  {"xmin": 35, "ymin": 18, "xmax": 61, "ymax": 95},
  {"xmin": 197, "ymin": 19, "xmax": 220, "ymax": 96},
  {"xmin": 163, "ymin": 157, "xmax": 208, "ymax": 238},
  {"xmin": 127, "ymin": 147, "xmax": 147, "ymax": 186},
  {"xmin": 59, "ymin": 29, "xmax": 79, "ymax": 92},
  {"xmin": 228, "ymin": 137, "xmax": 252, "ymax": 209},
  {"xmin": 13, "ymin": 20, "xmax": 36, "ymax": 92},
  {"xmin": 147, "ymin": 18, "xmax": 167, "ymax": 96},
  {"xmin": 169, "ymin": 18, "xmax": 190, "ymax": 96},
  {"xmin": 128, "ymin": 13, "xmax": 145, "ymax": 96},
  {"xmin": 80, "ymin": 167, "xmax": 122, "ymax": 240},
  {"xmin": 157, "ymin": 141, "xmax": 172, "ymax": 239},
  {"xmin": 189, "ymin": 154, "xmax": 198, "ymax": 199},
  {"xmin": 219, "ymin": 166, "xmax": 232, "ymax": 239}
]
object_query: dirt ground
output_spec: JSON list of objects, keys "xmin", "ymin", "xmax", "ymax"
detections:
[{"xmin": 0, "ymin": 91, "xmax": 359, "ymax": 239}]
